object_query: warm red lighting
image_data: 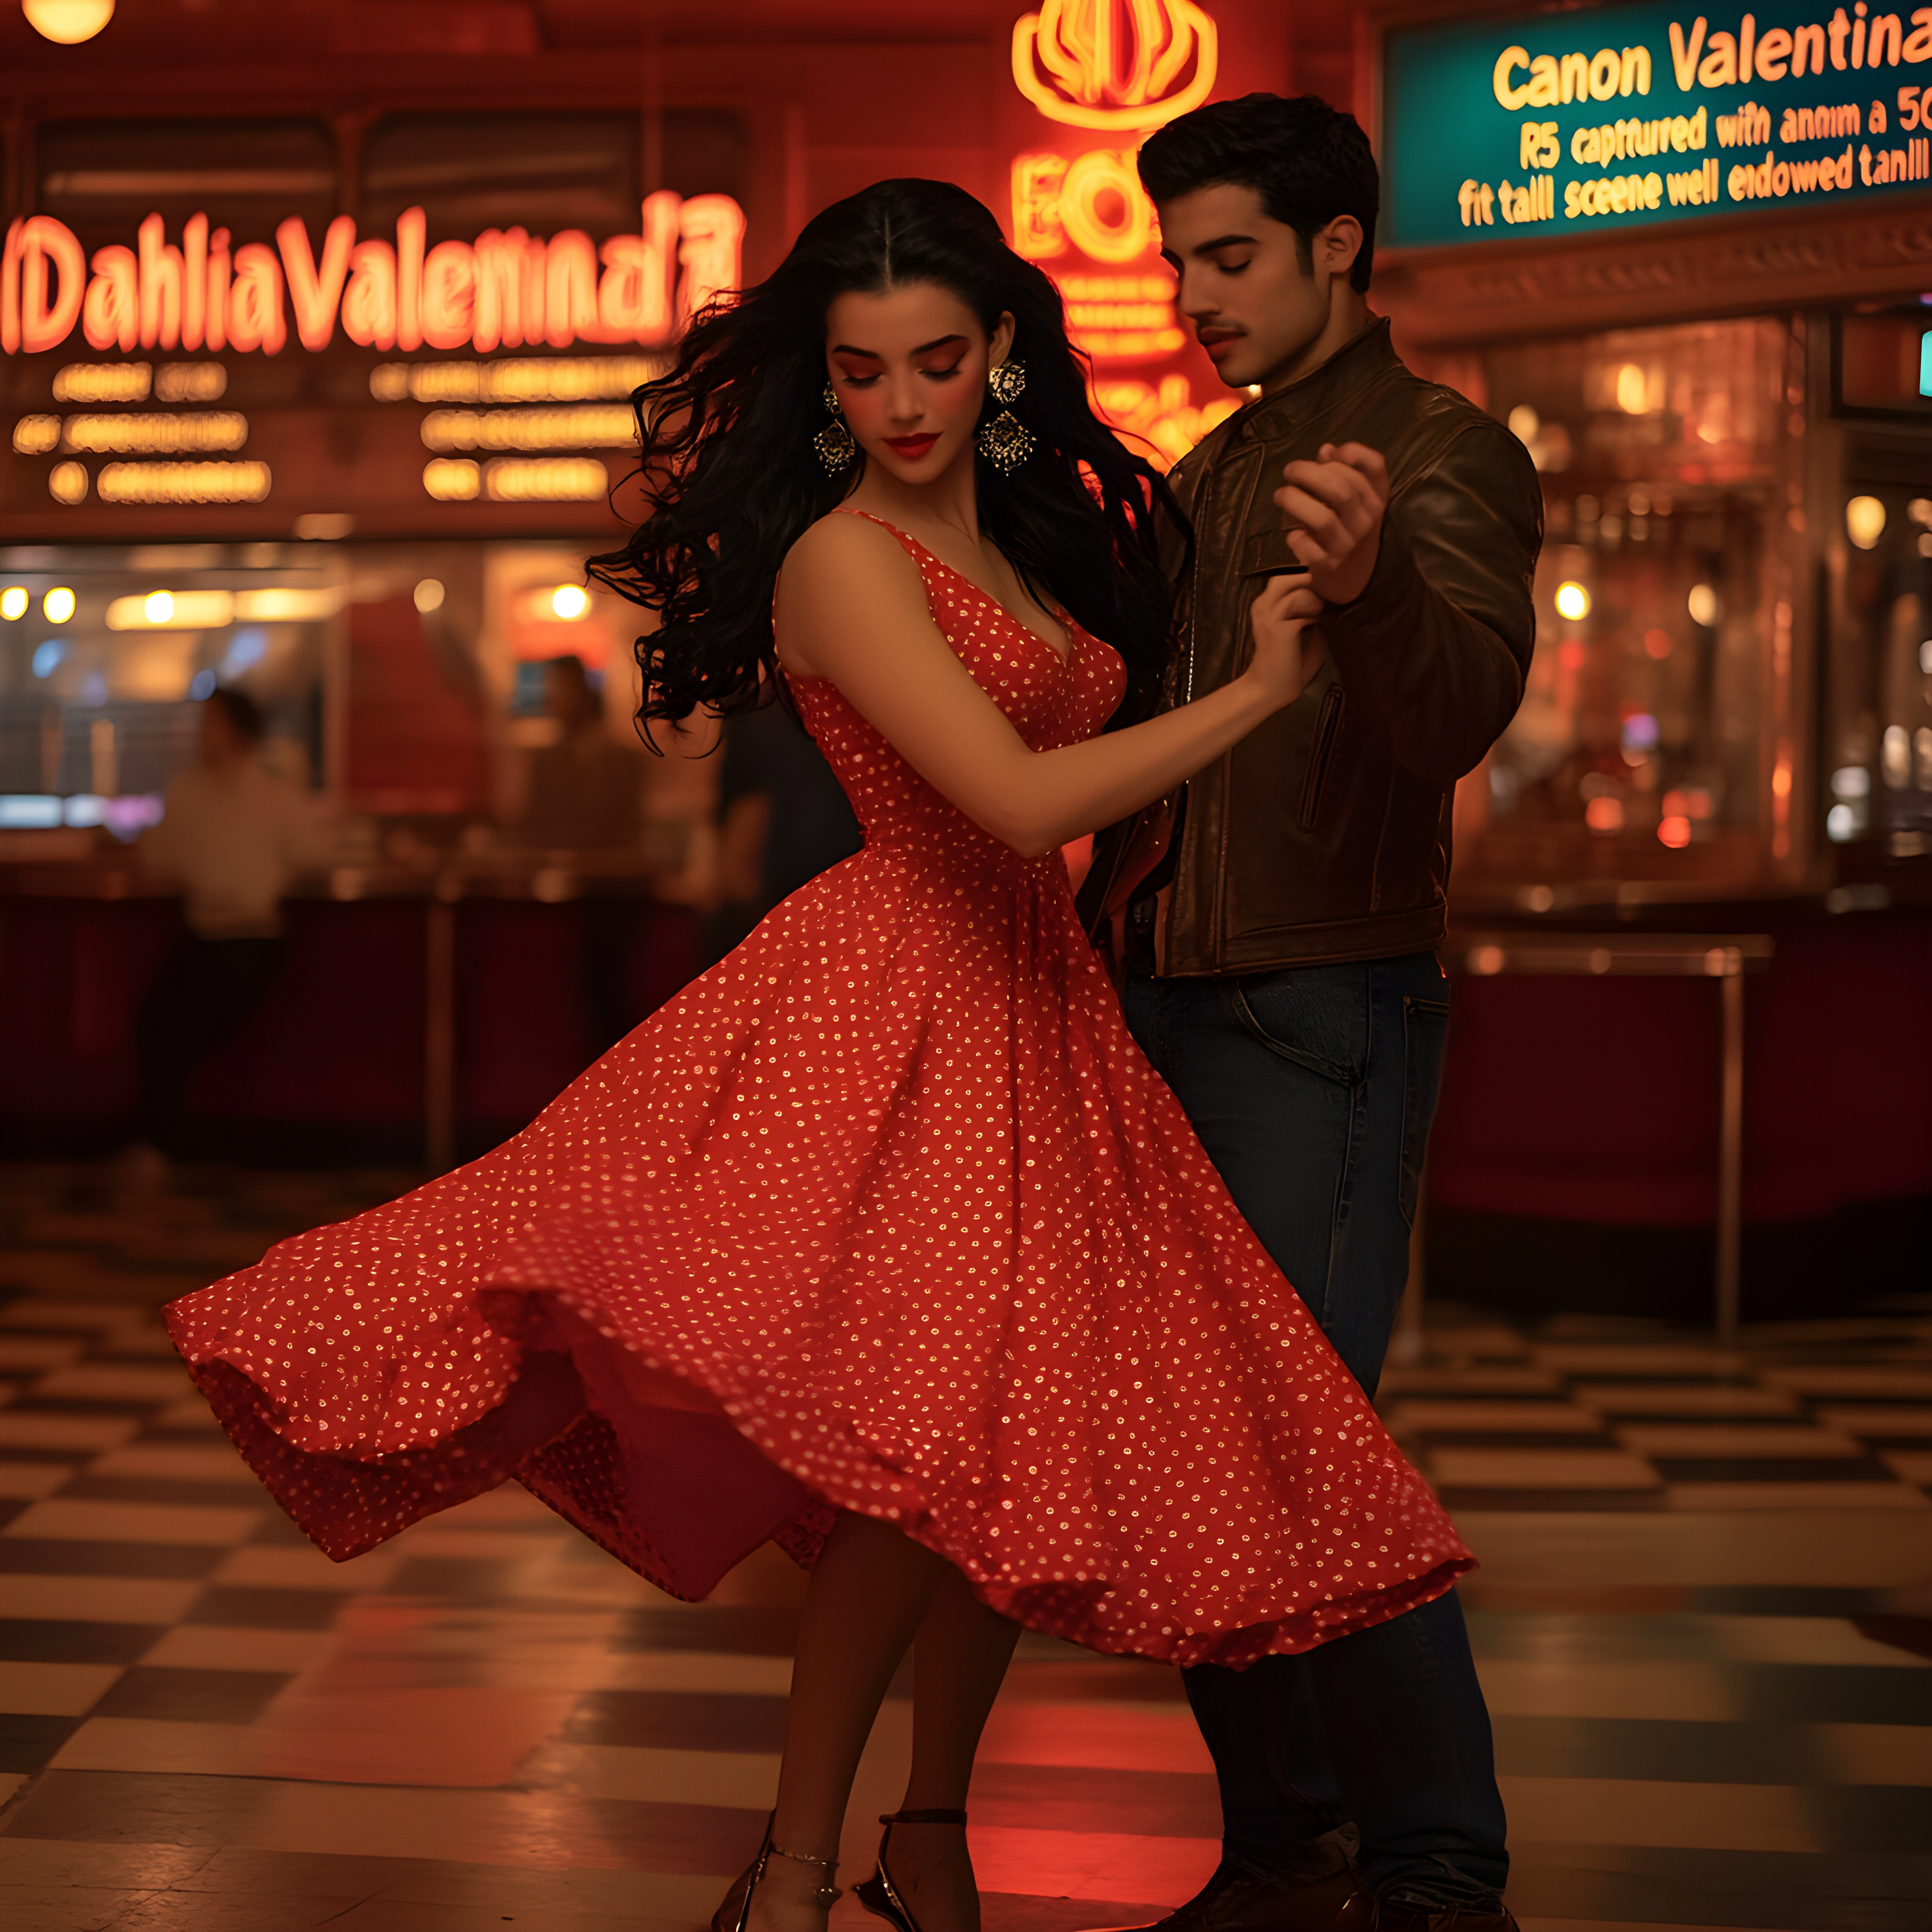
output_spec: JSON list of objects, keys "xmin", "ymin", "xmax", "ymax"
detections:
[
  {"xmin": 1657, "ymin": 814, "xmax": 1691, "ymax": 848},
  {"xmin": 1643, "ymin": 627, "xmax": 1674, "ymax": 659}
]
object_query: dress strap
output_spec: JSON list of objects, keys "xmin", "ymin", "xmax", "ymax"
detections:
[{"xmin": 826, "ymin": 505, "xmax": 928, "ymax": 565}]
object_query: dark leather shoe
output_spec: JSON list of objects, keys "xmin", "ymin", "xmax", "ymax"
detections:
[
  {"xmin": 1090, "ymin": 1859, "xmax": 1361, "ymax": 1932},
  {"xmin": 1331, "ymin": 1895, "xmax": 1518, "ymax": 1932}
]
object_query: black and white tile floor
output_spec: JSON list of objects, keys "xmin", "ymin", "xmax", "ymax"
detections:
[{"xmin": 1, "ymin": 1163, "xmax": 1927, "ymax": 1930}]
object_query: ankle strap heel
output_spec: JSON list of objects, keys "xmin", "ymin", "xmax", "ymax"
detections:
[{"xmin": 855, "ymin": 1812, "xmax": 969, "ymax": 1930}]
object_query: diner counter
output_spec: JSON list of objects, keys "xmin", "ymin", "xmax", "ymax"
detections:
[
  {"xmin": 0, "ymin": 854, "xmax": 701, "ymax": 1170},
  {"xmin": 4, "ymin": 859, "xmax": 1927, "ymax": 1320}
]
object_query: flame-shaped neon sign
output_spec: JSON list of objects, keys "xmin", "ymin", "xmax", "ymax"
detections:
[{"xmin": 1012, "ymin": 0, "xmax": 1218, "ymax": 133}]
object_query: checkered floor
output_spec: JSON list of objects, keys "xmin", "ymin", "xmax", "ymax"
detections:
[{"xmin": 1, "ymin": 1162, "xmax": 1929, "ymax": 1931}]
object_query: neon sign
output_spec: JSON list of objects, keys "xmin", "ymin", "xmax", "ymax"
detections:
[
  {"xmin": 1012, "ymin": 0, "xmax": 1218, "ymax": 130},
  {"xmin": 1, "ymin": 193, "xmax": 745, "ymax": 359},
  {"xmin": 1009, "ymin": 0, "xmax": 1234, "ymax": 463}
]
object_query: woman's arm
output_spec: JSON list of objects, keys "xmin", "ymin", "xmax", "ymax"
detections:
[{"xmin": 774, "ymin": 515, "xmax": 1320, "ymax": 860}]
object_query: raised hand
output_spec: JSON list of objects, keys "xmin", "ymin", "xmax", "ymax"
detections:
[{"xmin": 1274, "ymin": 441, "xmax": 1388, "ymax": 606}]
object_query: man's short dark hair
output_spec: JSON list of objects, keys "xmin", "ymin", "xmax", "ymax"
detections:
[
  {"xmin": 206, "ymin": 684, "xmax": 265, "ymax": 744},
  {"xmin": 1137, "ymin": 93, "xmax": 1380, "ymax": 293}
]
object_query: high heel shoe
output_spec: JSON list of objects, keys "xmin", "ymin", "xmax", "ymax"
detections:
[
  {"xmin": 854, "ymin": 1808, "xmax": 968, "ymax": 1931},
  {"xmin": 711, "ymin": 1809, "xmax": 841, "ymax": 1932}
]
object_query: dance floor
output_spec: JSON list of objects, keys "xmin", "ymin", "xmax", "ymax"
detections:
[{"xmin": 0, "ymin": 1163, "xmax": 1928, "ymax": 1931}]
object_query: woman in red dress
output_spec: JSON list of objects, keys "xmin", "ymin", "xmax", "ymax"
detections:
[{"xmin": 166, "ymin": 181, "xmax": 1472, "ymax": 1932}]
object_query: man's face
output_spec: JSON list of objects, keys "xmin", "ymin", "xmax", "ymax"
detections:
[{"xmin": 1154, "ymin": 182, "xmax": 1332, "ymax": 393}]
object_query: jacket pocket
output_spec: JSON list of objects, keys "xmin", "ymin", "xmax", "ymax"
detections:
[
  {"xmin": 1298, "ymin": 684, "xmax": 1344, "ymax": 832},
  {"xmin": 1239, "ymin": 527, "xmax": 1311, "ymax": 581},
  {"xmin": 1399, "ymin": 994, "xmax": 1450, "ymax": 1227}
]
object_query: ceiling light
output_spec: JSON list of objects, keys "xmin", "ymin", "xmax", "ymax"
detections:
[
  {"xmin": 1845, "ymin": 495, "xmax": 1887, "ymax": 550},
  {"xmin": 43, "ymin": 586, "xmax": 75, "ymax": 623},
  {"xmin": 105, "ymin": 589, "xmax": 234, "ymax": 630},
  {"xmin": 0, "ymin": 587, "xmax": 27, "ymax": 621},
  {"xmin": 550, "ymin": 584, "xmax": 591, "ymax": 621},
  {"xmin": 22, "ymin": 0, "xmax": 115, "ymax": 44}
]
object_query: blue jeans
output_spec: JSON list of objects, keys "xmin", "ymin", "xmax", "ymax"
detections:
[{"xmin": 1123, "ymin": 950, "xmax": 1508, "ymax": 1905}]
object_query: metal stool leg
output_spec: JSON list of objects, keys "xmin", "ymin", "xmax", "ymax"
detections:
[{"xmin": 1715, "ymin": 968, "xmax": 1744, "ymax": 1351}]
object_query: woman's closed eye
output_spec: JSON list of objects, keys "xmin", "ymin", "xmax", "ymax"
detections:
[{"xmin": 837, "ymin": 358, "xmax": 966, "ymax": 388}]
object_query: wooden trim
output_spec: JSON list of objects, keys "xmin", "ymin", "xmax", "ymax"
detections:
[{"xmin": 1375, "ymin": 196, "xmax": 1932, "ymax": 345}]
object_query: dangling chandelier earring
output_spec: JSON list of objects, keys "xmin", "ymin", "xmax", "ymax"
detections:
[
  {"xmin": 814, "ymin": 381, "xmax": 856, "ymax": 475},
  {"xmin": 977, "ymin": 359, "xmax": 1034, "ymax": 475}
]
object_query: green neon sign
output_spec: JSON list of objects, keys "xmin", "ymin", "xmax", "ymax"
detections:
[{"xmin": 1381, "ymin": 3, "xmax": 1932, "ymax": 250}]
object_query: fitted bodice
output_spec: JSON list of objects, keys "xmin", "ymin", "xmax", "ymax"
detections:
[{"xmin": 783, "ymin": 515, "xmax": 1125, "ymax": 860}]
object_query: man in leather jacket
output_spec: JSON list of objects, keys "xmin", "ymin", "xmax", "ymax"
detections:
[{"xmin": 1078, "ymin": 96, "xmax": 1543, "ymax": 1932}]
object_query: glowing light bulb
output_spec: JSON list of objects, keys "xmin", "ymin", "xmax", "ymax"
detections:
[
  {"xmin": 143, "ymin": 591, "xmax": 174, "ymax": 625},
  {"xmin": 0, "ymin": 587, "xmax": 27, "ymax": 621},
  {"xmin": 22, "ymin": 0, "xmax": 115, "ymax": 44},
  {"xmin": 1554, "ymin": 581, "xmax": 1591, "ymax": 621},
  {"xmin": 1845, "ymin": 495, "xmax": 1887, "ymax": 550},
  {"xmin": 43, "ymin": 586, "xmax": 75, "ymax": 624},
  {"xmin": 551, "ymin": 584, "xmax": 591, "ymax": 621}
]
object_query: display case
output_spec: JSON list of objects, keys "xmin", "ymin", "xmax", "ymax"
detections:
[
  {"xmin": 1821, "ymin": 304, "xmax": 1932, "ymax": 864},
  {"xmin": 1441, "ymin": 314, "xmax": 1812, "ymax": 908}
]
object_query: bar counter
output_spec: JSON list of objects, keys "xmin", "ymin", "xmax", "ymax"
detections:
[
  {"xmin": 4, "ymin": 856, "xmax": 1927, "ymax": 1322},
  {"xmin": 0, "ymin": 850, "xmax": 701, "ymax": 1171}
]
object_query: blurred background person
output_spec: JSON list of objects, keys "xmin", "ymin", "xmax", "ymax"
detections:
[
  {"xmin": 127, "ymin": 687, "xmax": 334, "ymax": 1183},
  {"xmin": 700, "ymin": 685, "xmax": 864, "ymax": 970},
  {"xmin": 515, "ymin": 652, "xmax": 649, "ymax": 1058},
  {"xmin": 517, "ymin": 653, "xmax": 645, "ymax": 854}
]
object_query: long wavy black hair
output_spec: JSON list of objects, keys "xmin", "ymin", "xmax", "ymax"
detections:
[{"xmin": 587, "ymin": 178, "xmax": 1184, "ymax": 734}]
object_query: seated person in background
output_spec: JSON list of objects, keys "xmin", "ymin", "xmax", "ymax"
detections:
[
  {"xmin": 517, "ymin": 653, "xmax": 644, "ymax": 853},
  {"xmin": 129, "ymin": 686, "xmax": 333, "ymax": 1177},
  {"xmin": 699, "ymin": 687, "xmax": 864, "ymax": 970}
]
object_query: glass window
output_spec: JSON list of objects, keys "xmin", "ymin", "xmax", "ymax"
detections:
[{"xmin": 1456, "ymin": 316, "xmax": 1807, "ymax": 898}]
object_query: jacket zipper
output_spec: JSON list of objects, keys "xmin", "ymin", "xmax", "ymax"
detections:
[{"xmin": 1298, "ymin": 684, "xmax": 1344, "ymax": 831}]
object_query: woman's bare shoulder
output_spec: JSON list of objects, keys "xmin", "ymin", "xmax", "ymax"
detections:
[
  {"xmin": 782, "ymin": 508, "xmax": 916, "ymax": 589},
  {"xmin": 774, "ymin": 511, "xmax": 935, "ymax": 680}
]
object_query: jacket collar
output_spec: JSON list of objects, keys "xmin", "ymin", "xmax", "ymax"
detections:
[{"xmin": 1224, "ymin": 315, "xmax": 1397, "ymax": 442}]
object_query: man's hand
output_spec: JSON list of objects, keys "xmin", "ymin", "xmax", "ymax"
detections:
[{"xmin": 1274, "ymin": 442, "xmax": 1388, "ymax": 606}]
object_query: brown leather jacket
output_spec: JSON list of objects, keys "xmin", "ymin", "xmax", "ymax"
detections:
[{"xmin": 1078, "ymin": 318, "xmax": 1544, "ymax": 975}]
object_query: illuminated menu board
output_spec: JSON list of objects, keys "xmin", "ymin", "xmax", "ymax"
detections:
[
  {"xmin": 1382, "ymin": 2, "xmax": 1932, "ymax": 251},
  {"xmin": 1, "ymin": 112, "xmax": 746, "ymax": 534},
  {"xmin": 2, "ymin": 210, "xmax": 732, "ymax": 531}
]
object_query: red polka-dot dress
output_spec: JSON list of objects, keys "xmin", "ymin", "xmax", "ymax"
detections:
[{"xmin": 166, "ymin": 511, "xmax": 1472, "ymax": 1668}]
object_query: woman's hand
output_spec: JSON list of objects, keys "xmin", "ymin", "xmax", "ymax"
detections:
[{"xmin": 1243, "ymin": 575, "xmax": 1327, "ymax": 708}]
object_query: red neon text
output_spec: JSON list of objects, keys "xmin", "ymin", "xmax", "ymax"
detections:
[{"xmin": 1, "ymin": 193, "xmax": 745, "ymax": 358}]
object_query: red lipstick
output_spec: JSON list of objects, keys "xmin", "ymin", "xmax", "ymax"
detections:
[{"xmin": 885, "ymin": 433, "xmax": 940, "ymax": 459}]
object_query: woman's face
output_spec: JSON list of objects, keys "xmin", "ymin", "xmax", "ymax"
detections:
[{"xmin": 824, "ymin": 282, "xmax": 1015, "ymax": 486}]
